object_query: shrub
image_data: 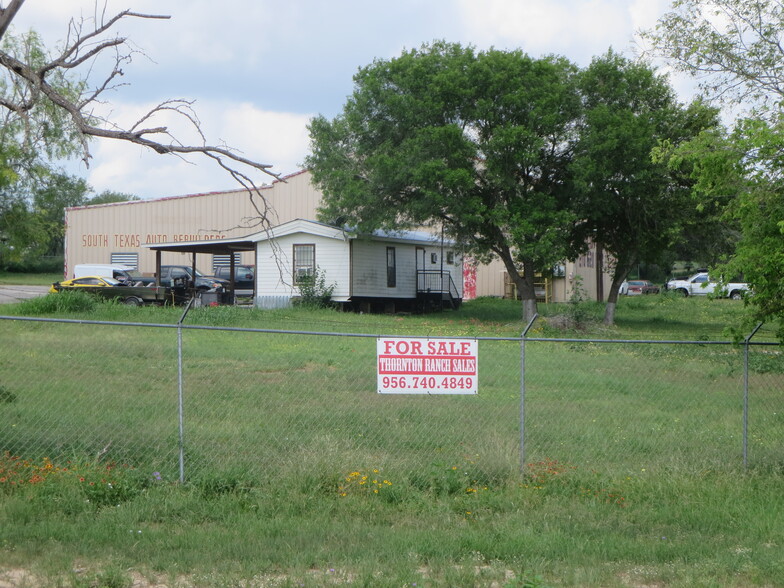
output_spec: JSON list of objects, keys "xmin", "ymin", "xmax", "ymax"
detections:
[
  {"xmin": 293, "ymin": 267, "xmax": 336, "ymax": 309},
  {"xmin": 2, "ymin": 256, "xmax": 63, "ymax": 273}
]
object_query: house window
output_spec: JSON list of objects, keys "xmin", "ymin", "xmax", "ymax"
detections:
[
  {"xmin": 387, "ymin": 247, "xmax": 396, "ymax": 288},
  {"xmin": 446, "ymin": 251, "xmax": 455, "ymax": 265},
  {"xmin": 431, "ymin": 253, "xmax": 438, "ymax": 264},
  {"xmin": 293, "ymin": 244, "xmax": 315, "ymax": 284}
]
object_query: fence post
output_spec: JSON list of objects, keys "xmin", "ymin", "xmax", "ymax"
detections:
[
  {"xmin": 743, "ymin": 322, "xmax": 763, "ymax": 469},
  {"xmin": 520, "ymin": 313, "xmax": 538, "ymax": 473},
  {"xmin": 177, "ymin": 298, "xmax": 195, "ymax": 483}
]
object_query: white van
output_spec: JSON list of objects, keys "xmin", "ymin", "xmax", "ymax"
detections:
[{"xmin": 73, "ymin": 264, "xmax": 151, "ymax": 285}]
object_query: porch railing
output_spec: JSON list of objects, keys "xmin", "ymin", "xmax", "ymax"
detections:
[{"xmin": 416, "ymin": 270, "xmax": 461, "ymax": 306}]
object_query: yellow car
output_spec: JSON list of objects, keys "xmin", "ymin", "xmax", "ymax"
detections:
[{"xmin": 49, "ymin": 276, "xmax": 121, "ymax": 293}]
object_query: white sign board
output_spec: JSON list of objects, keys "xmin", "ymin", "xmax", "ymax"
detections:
[{"xmin": 377, "ymin": 337, "xmax": 478, "ymax": 394}]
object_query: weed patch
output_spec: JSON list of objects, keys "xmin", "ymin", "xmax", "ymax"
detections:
[
  {"xmin": 0, "ymin": 452, "xmax": 151, "ymax": 509},
  {"xmin": 15, "ymin": 290, "xmax": 97, "ymax": 314}
]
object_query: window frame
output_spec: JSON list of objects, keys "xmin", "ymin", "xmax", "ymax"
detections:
[
  {"xmin": 293, "ymin": 243, "xmax": 316, "ymax": 284},
  {"xmin": 386, "ymin": 246, "xmax": 396, "ymax": 288}
]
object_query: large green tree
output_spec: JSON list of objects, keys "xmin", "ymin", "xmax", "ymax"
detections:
[
  {"xmin": 668, "ymin": 120, "xmax": 784, "ymax": 337},
  {"xmin": 571, "ymin": 50, "xmax": 721, "ymax": 324},
  {"xmin": 644, "ymin": 0, "xmax": 784, "ymax": 334},
  {"xmin": 31, "ymin": 172, "xmax": 90, "ymax": 256},
  {"xmin": 0, "ymin": 25, "xmax": 84, "ymax": 267},
  {"xmin": 306, "ymin": 42, "xmax": 583, "ymax": 320},
  {"xmin": 0, "ymin": 185, "xmax": 46, "ymax": 265}
]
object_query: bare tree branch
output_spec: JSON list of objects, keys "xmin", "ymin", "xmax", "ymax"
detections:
[
  {"xmin": 0, "ymin": 0, "xmax": 23, "ymax": 40},
  {"xmin": 0, "ymin": 0, "xmax": 280, "ymax": 229}
]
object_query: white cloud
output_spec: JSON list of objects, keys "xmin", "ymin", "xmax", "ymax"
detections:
[
  {"xmin": 456, "ymin": 0, "xmax": 657, "ymax": 63},
  {"xmin": 219, "ymin": 103, "xmax": 312, "ymax": 172},
  {"xmin": 81, "ymin": 99, "xmax": 310, "ymax": 198}
]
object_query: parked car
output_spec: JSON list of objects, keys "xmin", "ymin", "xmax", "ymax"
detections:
[
  {"xmin": 213, "ymin": 265, "xmax": 255, "ymax": 290},
  {"xmin": 50, "ymin": 276, "xmax": 119, "ymax": 292},
  {"xmin": 73, "ymin": 263, "xmax": 155, "ymax": 286},
  {"xmin": 622, "ymin": 280, "xmax": 660, "ymax": 296},
  {"xmin": 155, "ymin": 265, "xmax": 229, "ymax": 290},
  {"xmin": 665, "ymin": 272, "xmax": 748, "ymax": 299}
]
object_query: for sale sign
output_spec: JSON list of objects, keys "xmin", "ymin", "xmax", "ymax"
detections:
[{"xmin": 377, "ymin": 337, "xmax": 478, "ymax": 394}]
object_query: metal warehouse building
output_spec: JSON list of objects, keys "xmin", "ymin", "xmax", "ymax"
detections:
[{"xmin": 64, "ymin": 169, "xmax": 611, "ymax": 304}]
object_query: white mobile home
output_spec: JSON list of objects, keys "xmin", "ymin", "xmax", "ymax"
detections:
[{"xmin": 146, "ymin": 219, "xmax": 463, "ymax": 312}]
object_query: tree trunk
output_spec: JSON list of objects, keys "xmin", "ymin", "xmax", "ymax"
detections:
[
  {"xmin": 603, "ymin": 300, "xmax": 617, "ymax": 325},
  {"xmin": 0, "ymin": 0, "xmax": 25, "ymax": 41},
  {"xmin": 512, "ymin": 259, "xmax": 539, "ymax": 323},
  {"xmin": 522, "ymin": 298, "xmax": 538, "ymax": 324},
  {"xmin": 497, "ymin": 251, "xmax": 539, "ymax": 323},
  {"xmin": 603, "ymin": 263, "xmax": 632, "ymax": 326}
]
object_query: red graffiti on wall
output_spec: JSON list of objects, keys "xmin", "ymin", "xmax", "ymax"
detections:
[{"xmin": 463, "ymin": 258, "xmax": 477, "ymax": 300}]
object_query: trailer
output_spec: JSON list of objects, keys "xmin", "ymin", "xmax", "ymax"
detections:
[{"xmin": 49, "ymin": 276, "xmax": 183, "ymax": 306}]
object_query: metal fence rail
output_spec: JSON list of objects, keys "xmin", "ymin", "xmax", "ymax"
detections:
[{"xmin": 1, "ymin": 315, "xmax": 780, "ymax": 485}]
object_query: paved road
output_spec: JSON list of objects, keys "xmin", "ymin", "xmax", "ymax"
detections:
[{"xmin": 0, "ymin": 285, "xmax": 50, "ymax": 304}]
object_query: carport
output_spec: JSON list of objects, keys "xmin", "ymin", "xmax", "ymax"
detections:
[{"xmin": 145, "ymin": 235, "xmax": 258, "ymax": 303}]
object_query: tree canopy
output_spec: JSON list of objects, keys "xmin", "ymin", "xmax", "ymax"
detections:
[
  {"xmin": 643, "ymin": 0, "xmax": 784, "ymax": 118},
  {"xmin": 307, "ymin": 42, "xmax": 584, "ymax": 321},
  {"xmin": 572, "ymin": 50, "xmax": 720, "ymax": 324},
  {"xmin": 307, "ymin": 42, "xmax": 714, "ymax": 322},
  {"xmin": 644, "ymin": 0, "xmax": 784, "ymax": 336}
]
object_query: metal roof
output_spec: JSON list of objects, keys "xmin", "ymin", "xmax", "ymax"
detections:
[{"xmin": 144, "ymin": 219, "xmax": 452, "ymax": 256}]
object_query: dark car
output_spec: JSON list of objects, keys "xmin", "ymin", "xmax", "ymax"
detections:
[
  {"xmin": 213, "ymin": 265, "xmax": 255, "ymax": 291},
  {"xmin": 623, "ymin": 280, "xmax": 660, "ymax": 295},
  {"xmin": 156, "ymin": 265, "xmax": 229, "ymax": 290}
]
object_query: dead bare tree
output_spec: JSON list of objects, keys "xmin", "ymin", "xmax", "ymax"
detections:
[{"xmin": 0, "ymin": 0, "xmax": 277, "ymax": 225}]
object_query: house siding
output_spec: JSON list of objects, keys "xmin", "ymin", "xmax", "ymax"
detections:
[
  {"xmin": 256, "ymin": 232, "xmax": 350, "ymax": 303},
  {"xmin": 351, "ymin": 239, "xmax": 463, "ymax": 299},
  {"xmin": 351, "ymin": 239, "xmax": 418, "ymax": 299}
]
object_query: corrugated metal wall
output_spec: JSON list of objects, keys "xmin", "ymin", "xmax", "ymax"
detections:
[{"xmin": 64, "ymin": 171, "xmax": 319, "ymax": 279}]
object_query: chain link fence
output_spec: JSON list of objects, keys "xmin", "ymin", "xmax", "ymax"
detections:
[{"xmin": 1, "ymin": 315, "xmax": 781, "ymax": 485}]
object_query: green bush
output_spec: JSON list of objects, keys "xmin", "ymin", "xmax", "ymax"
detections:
[
  {"xmin": 2, "ymin": 256, "xmax": 63, "ymax": 273},
  {"xmin": 293, "ymin": 267, "xmax": 336, "ymax": 309}
]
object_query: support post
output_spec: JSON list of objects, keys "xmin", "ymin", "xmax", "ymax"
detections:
[
  {"xmin": 177, "ymin": 297, "xmax": 194, "ymax": 483},
  {"xmin": 743, "ymin": 322, "xmax": 763, "ymax": 469},
  {"xmin": 520, "ymin": 313, "xmax": 538, "ymax": 473}
]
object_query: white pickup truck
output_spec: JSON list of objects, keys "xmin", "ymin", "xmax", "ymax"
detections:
[{"xmin": 666, "ymin": 272, "xmax": 748, "ymax": 299}]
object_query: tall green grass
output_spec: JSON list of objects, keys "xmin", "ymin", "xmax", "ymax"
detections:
[{"xmin": 0, "ymin": 295, "xmax": 782, "ymax": 587}]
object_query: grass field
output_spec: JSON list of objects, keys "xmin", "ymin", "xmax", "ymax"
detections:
[
  {"xmin": 0, "ymin": 271, "xmax": 63, "ymax": 286},
  {"xmin": 1, "ymin": 292, "xmax": 782, "ymax": 587}
]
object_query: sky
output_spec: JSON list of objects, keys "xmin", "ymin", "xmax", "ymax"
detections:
[{"xmin": 9, "ymin": 0, "xmax": 692, "ymax": 199}]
